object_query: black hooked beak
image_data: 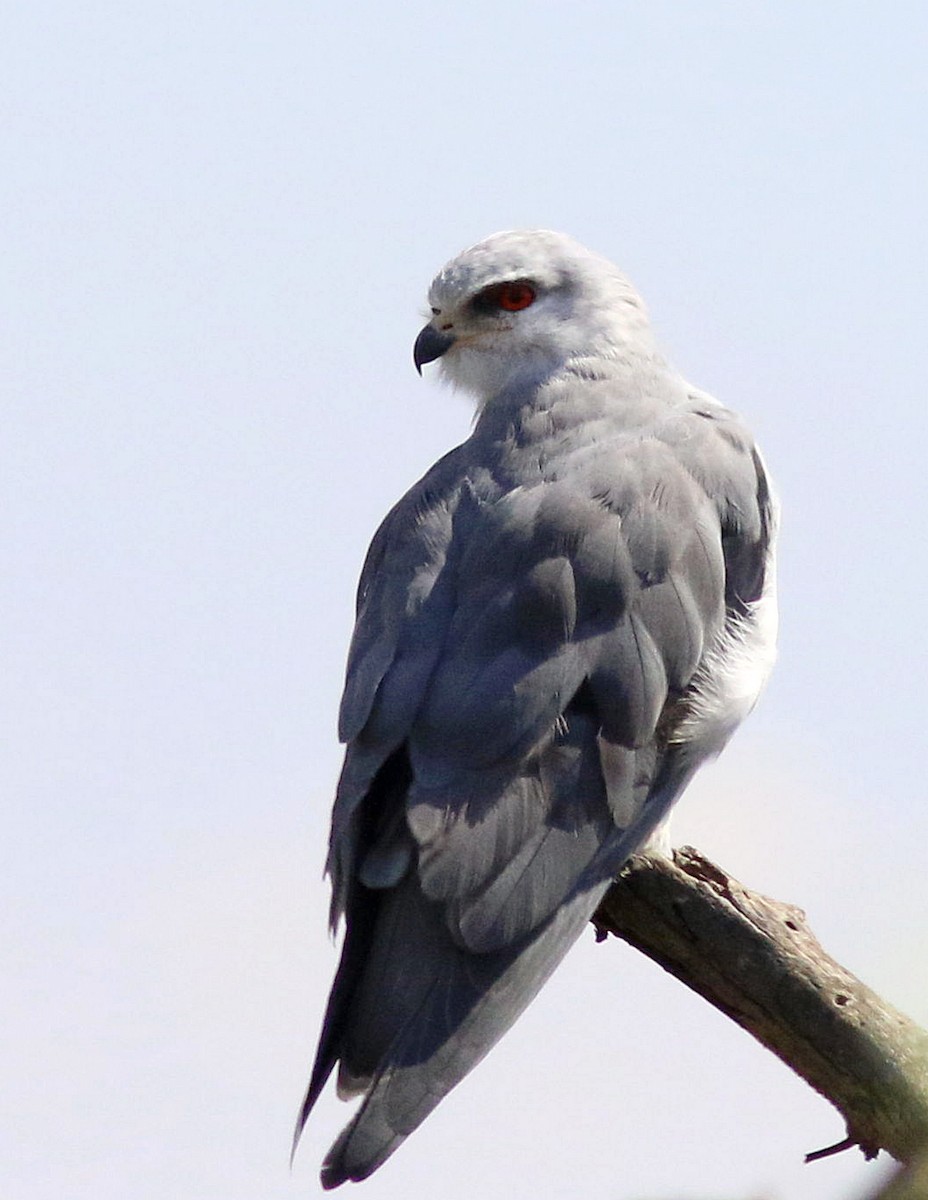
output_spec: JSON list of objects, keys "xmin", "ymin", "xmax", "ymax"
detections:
[{"xmin": 413, "ymin": 324, "xmax": 456, "ymax": 375}]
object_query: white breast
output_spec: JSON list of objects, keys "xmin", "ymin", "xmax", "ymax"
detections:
[{"xmin": 671, "ymin": 541, "xmax": 779, "ymax": 758}]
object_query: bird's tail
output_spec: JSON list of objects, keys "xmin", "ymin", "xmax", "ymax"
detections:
[{"xmin": 308, "ymin": 867, "xmax": 613, "ymax": 1189}]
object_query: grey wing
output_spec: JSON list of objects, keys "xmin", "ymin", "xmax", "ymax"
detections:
[
  {"xmin": 296, "ymin": 407, "xmax": 776, "ymax": 1188},
  {"xmin": 324, "ymin": 445, "xmax": 467, "ymax": 925}
]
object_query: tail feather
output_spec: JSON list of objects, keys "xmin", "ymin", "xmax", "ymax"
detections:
[
  {"xmin": 299, "ymin": 740, "xmax": 698, "ymax": 1187},
  {"xmin": 319, "ymin": 871, "xmax": 613, "ymax": 1189},
  {"xmin": 292, "ymin": 885, "xmax": 379, "ymax": 1160}
]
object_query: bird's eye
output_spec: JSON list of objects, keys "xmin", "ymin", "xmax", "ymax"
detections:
[{"xmin": 474, "ymin": 280, "xmax": 537, "ymax": 314}]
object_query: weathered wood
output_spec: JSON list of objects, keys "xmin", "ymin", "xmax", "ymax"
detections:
[
  {"xmin": 871, "ymin": 1151, "xmax": 928, "ymax": 1199},
  {"xmin": 593, "ymin": 847, "xmax": 928, "ymax": 1165}
]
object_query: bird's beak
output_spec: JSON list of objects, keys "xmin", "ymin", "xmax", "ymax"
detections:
[{"xmin": 413, "ymin": 324, "xmax": 456, "ymax": 375}]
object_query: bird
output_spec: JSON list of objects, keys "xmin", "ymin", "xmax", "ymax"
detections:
[{"xmin": 294, "ymin": 229, "xmax": 778, "ymax": 1188}]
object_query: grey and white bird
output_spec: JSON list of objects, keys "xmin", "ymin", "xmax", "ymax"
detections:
[{"xmin": 295, "ymin": 230, "xmax": 778, "ymax": 1188}]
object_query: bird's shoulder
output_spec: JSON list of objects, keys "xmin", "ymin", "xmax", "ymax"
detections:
[{"xmin": 353, "ymin": 444, "xmax": 469, "ymax": 608}]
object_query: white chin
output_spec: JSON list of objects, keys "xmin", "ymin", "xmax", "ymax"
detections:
[{"xmin": 438, "ymin": 347, "xmax": 497, "ymax": 399}]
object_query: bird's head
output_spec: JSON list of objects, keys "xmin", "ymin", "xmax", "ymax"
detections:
[{"xmin": 414, "ymin": 229, "xmax": 656, "ymax": 404}]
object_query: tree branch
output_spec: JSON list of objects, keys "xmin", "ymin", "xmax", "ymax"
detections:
[
  {"xmin": 592, "ymin": 847, "xmax": 928, "ymax": 1165},
  {"xmin": 873, "ymin": 1150, "xmax": 928, "ymax": 1199}
]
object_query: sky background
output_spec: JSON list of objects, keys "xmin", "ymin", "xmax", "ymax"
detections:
[{"xmin": 3, "ymin": 3, "xmax": 926, "ymax": 1199}]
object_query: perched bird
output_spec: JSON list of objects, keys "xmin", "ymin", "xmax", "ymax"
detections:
[{"xmin": 295, "ymin": 230, "xmax": 778, "ymax": 1188}]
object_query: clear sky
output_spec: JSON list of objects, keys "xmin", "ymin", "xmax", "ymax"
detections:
[{"xmin": 3, "ymin": 3, "xmax": 926, "ymax": 1198}]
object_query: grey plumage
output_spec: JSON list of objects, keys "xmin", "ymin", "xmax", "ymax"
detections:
[{"xmin": 295, "ymin": 230, "xmax": 778, "ymax": 1187}]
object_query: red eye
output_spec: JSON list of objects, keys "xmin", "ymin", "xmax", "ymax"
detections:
[
  {"xmin": 495, "ymin": 281, "xmax": 536, "ymax": 311},
  {"xmin": 476, "ymin": 280, "xmax": 537, "ymax": 313}
]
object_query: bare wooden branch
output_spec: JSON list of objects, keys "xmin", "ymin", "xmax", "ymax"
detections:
[
  {"xmin": 593, "ymin": 846, "xmax": 928, "ymax": 1165},
  {"xmin": 871, "ymin": 1150, "xmax": 928, "ymax": 1199}
]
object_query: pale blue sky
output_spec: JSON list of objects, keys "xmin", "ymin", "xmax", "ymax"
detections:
[{"xmin": 3, "ymin": 3, "xmax": 926, "ymax": 1198}]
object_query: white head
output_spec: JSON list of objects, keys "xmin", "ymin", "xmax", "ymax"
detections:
[{"xmin": 413, "ymin": 230, "xmax": 657, "ymax": 404}]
